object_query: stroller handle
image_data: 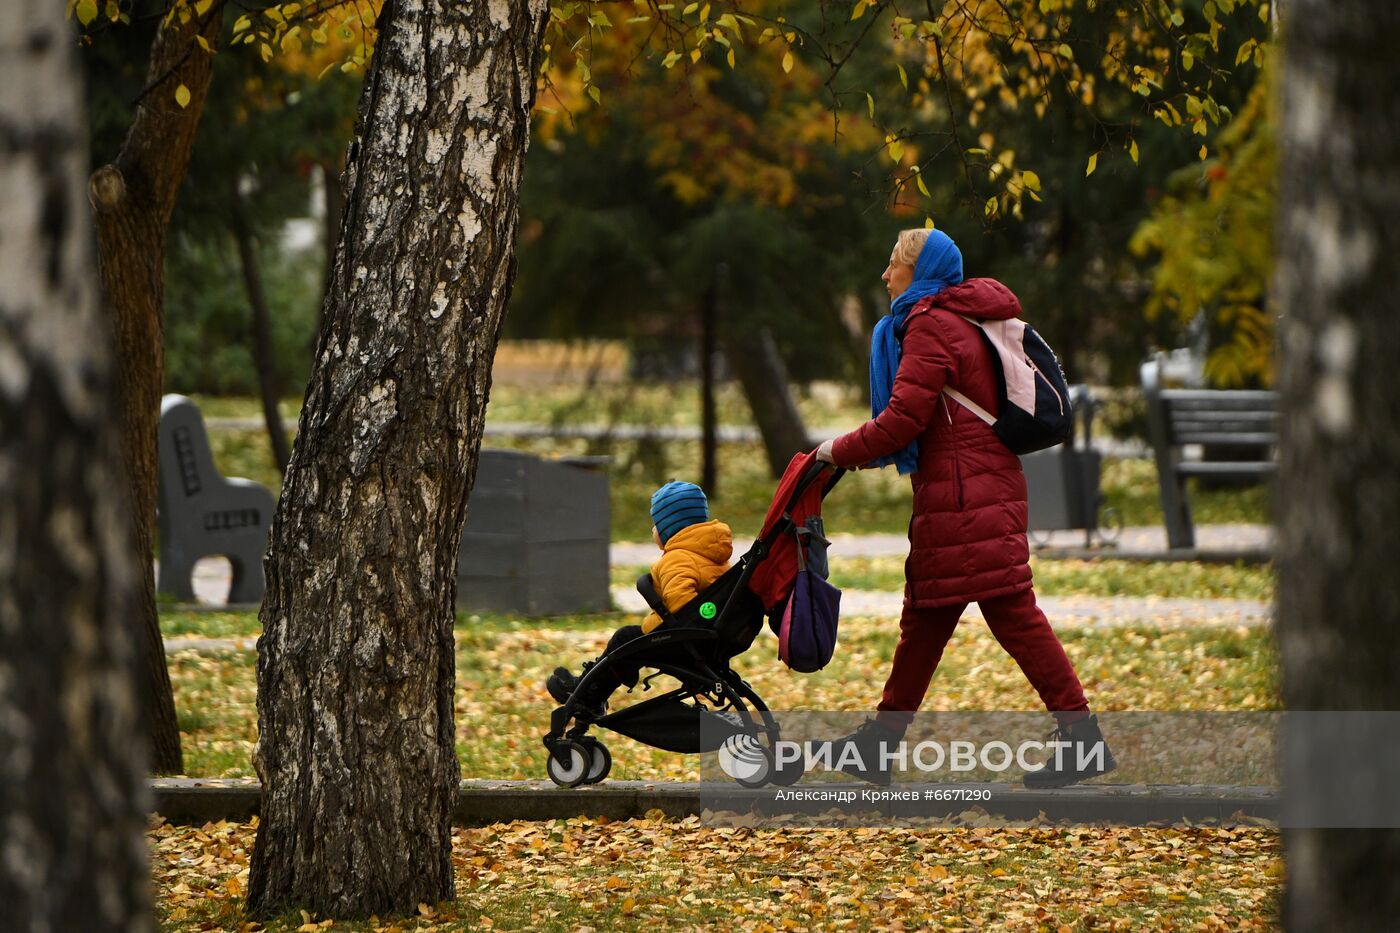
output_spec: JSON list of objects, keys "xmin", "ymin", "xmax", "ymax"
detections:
[{"xmin": 791, "ymin": 458, "xmax": 845, "ymax": 504}]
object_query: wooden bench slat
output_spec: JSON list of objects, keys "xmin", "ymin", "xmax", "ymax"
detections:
[
  {"xmin": 1172, "ymin": 432, "xmax": 1277, "ymax": 446},
  {"xmin": 1171, "ymin": 422, "xmax": 1275, "ymax": 434},
  {"xmin": 1165, "ymin": 409, "xmax": 1277, "ymax": 422},
  {"xmin": 1176, "ymin": 462, "xmax": 1277, "ymax": 476},
  {"xmin": 1159, "ymin": 390, "xmax": 1277, "ymax": 404}
]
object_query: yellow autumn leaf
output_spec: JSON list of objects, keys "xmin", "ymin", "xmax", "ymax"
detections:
[
  {"xmin": 75, "ymin": 0, "xmax": 98, "ymax": 25},
  {"xmin": 1022, "ymin": 169, "xmax": 1042, "ymax": 191},
  {"xmin": 174, "ymin": 84, "xmax": 191, "ymax": 109},
  {"xmin": 1085, "ymin": 153, "xmax": 1098, "ymax": 176},
  {"xmin": 782, "ymin": 50, "xmax": 794, "ymax": 73},
  {"xmin": 1129, "ymin": 139, "xmax": 1140, "ymax": 164}
]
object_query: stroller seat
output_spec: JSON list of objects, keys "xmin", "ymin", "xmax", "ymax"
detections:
[{"xmin": 541, "ymin": 455, "xmax": 844, "ymax": 788}]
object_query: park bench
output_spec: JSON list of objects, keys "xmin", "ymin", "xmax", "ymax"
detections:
[
  {"xmin": 157, "ymin": 394, "xmax": 275, "ymax": 604},
  {"xmin": 1140, "ymin": 355, "xmax": 1277, "ymax": 550}
]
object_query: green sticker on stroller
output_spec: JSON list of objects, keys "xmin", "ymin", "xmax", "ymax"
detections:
[{"xmin": 699, "ymin": 601, "xmax": 717, "ymax": 620}]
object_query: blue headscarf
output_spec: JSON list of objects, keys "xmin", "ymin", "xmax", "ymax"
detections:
[{"xmin": 868, "ymin": 230, "xmax": 964, "ymax": 474}]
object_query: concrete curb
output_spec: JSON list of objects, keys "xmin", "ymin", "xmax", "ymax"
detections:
[{"xmin": 151, "ymin": 778, "xmax": 1277, "ymax": 827}]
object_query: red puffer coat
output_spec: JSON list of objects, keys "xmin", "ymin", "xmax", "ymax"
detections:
[{"xmin": 832, "ymin": 278, "xmax": 1032, "ymax": 608}]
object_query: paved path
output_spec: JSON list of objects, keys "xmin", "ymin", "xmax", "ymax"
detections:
[
  {"xmin": 164, "ymin": 587, "xmax": 1269, "ymax": 656},
  {"xmin": 612, "ymin": 523, "xmax": 1272, "ymax": 565}
]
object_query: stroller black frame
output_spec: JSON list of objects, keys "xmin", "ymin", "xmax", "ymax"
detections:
[{"xmin": 541, "ymin": 460, "xmax": 844, "ymax": 788}]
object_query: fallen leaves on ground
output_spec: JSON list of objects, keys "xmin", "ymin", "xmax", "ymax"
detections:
[
  {"xmin": 167, "ymin": 618, "xmax": 1278, "ymax": 781},
  {"xmin": 151, "ymin": 814, "xmax": 1281, "ymax": 931}
]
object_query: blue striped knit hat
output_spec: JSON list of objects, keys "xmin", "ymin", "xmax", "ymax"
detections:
[{"xmin": 651, "ymin": 481, "xmax": 710, "ymax": 545}]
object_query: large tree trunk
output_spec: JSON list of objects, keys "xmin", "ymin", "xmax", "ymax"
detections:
[
  {"xmin": 247, "ymin": 0, "xmax": 550, "ymax": 918},
  {"xmin": 1275, "ymin": 2, "xmax": 1400, "ymax": 929},
  {"xmin": 89, "ymin": 0, "xmax": 228, "ymax": 776},
  {"xmin": 231, "ymin": 191, "xmax": 292, "ymax": 472},
  {"xmin": 0, "ymin": 5, "xmax": 150, "ymax": 928}
]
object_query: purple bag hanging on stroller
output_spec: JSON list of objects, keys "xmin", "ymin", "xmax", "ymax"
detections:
[{"xmin": 773, "ymin": 518, "xmax": 841, "ymax": 672}]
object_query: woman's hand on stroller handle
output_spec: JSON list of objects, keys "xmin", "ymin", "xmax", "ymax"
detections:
[{"xmin": 815, "ymin": 439, "xmax": 835, "ymax": 463}]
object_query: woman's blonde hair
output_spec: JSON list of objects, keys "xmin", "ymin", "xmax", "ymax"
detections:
[{"xmin": 892, "ymin": 227, "xmax": 931, "ymax": 267}]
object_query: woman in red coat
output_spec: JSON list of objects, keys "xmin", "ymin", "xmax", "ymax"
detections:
[{"xmin": 817, "ymin": 227, "xmax": 1113, "ymax": 788}]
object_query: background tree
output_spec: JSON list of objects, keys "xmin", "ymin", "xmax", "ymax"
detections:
[
  {"xmin": 0, "ymin": 2, "xmax": 150, "ymax": 928},
  {"xmin": 1133, "ymin": 70, "xmax": 1275, "ymax": 387},
  {"xmin": 83, "ymin": 0, "xmax": 229, "ymax": 775},
  {"xmin": 1274, "ymin": 0, "xmax": 1400, "ymax": 928},
  {"xmin": 78, "ymin": 0, "xmax": 381, "ymax": 776},
  {"xmin": 166, "ymin": 34, "xmax": 362, "ymax": 470}
]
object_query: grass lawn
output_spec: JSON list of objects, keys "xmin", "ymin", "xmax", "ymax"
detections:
[
  {"xmin": 190, "ymin": 392, "xmax": 1270, "ymax": 542},
  {"xmin": 611, "ymin": 557, "xmax": 1275, "ymax": 601},
  {"xmin": 152, "ymin": 816, "xmax": 1282, "ymax": 931},
  {"xmin": 164, "ymin": 610, "xmax": 1278, "ymax": 781}
]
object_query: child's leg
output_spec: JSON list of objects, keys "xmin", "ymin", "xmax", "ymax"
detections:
[{"xmin": 564, "ymin": 624, "xmax": 646, "ymax": 703}]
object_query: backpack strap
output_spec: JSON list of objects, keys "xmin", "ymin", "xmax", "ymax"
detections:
[
  {"xmin": 938, "ymin": 311, "xmax": 999, "ymax": 427},
  {"xmin": 943, "ymin": 387, "xmax": 997, "ymax": 427}
]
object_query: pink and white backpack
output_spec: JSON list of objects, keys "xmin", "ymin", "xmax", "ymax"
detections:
[{"xmin": 944, "ymin": 316, "xmax": 1073, "ymax": 455}]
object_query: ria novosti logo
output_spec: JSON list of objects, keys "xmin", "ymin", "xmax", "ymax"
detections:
[
  {"xmin": 717, "ymin": 734, "xmax": 770, "ymax": 782},
  {"xmin": 717, "ymin": 735, "xmax": 1111, "ymax": 782}
]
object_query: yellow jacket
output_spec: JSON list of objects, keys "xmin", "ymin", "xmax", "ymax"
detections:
[{"xmin": 641, "ymin": 519, "xmax": 734, "ymax": 633}]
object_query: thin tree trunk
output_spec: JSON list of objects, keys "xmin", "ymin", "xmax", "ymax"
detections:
[
  {"xmin": 721, "ymin": 324, "xmax": 812, "ymax": 476},
  {"xmin": 310, "ymin": 156, "xmax": 345, "ymax": 359},
  {"xmin": 247, "ymin": 0, "xmax": 550, "ymax": 918},
  {"xmin": 89, "ymin": 0, "xmax": 228, "ymax": 776},
  {"xmin": 0, "ymin": 5, "xmax": 150, "ymax": 928},
  {"xmin": 700, "ymin": 267, "xmax": 720, "ymax": 494},
  {"xmin": 1275, "ymin": 2, "xmax": 1400, "ymax": 929},
  {"xmin": 231, "ymin": 191, "xmax": 292, "ymax": 472}
]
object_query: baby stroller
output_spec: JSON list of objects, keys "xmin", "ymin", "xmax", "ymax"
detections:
[{"xmin": 542, "ymin": 454, "xmax": 845, "ymax": 788}]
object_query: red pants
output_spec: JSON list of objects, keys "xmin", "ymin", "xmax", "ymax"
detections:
[{"xmin": 875, "ymin": 587, "xmax": 1090, "ymax": 730}]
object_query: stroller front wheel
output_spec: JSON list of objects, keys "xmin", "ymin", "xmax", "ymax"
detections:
[{"xmin": 546, "ymin": 740, "xmax": 590, "ymax": 787}]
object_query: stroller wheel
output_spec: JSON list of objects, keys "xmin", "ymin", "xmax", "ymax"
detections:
[
  {"xmin": 583, "ymin": 741, "xmax": 612, "ymax": 784},
  {"xmin": 768, "ymin": 745, "xmax": 804, "ymax": 786},
  {"xmin": 546, "ymin": 741, "xmax": 590, "ymax": 787},
  {"xmin": 720, "ymin": 734, "xmax": 774, "ymax": 788}
]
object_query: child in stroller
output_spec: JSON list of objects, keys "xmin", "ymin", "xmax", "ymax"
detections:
[
  {"xmin": 546, "ymin": 480, "xmax": 733, "ymax": 717},
  {"xmin": 541, "ymin": 454, "xmax": 843, "ymax": 788}
]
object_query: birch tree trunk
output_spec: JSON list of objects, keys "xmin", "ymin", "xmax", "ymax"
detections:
[
  {"xmin": 89, "ymin": 0, "xmax": 228, "ymax": 776},
  {"xmin": 0, "ymin": 4, "xmax": 150, "ymax": 929},
  {"xmin": 1274, "ymin": 2, "xmax": 1400, "ymax": 929},
  {"xmin": 247, "ymin": 0, "xmax": 550, "ymax": 918}
]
